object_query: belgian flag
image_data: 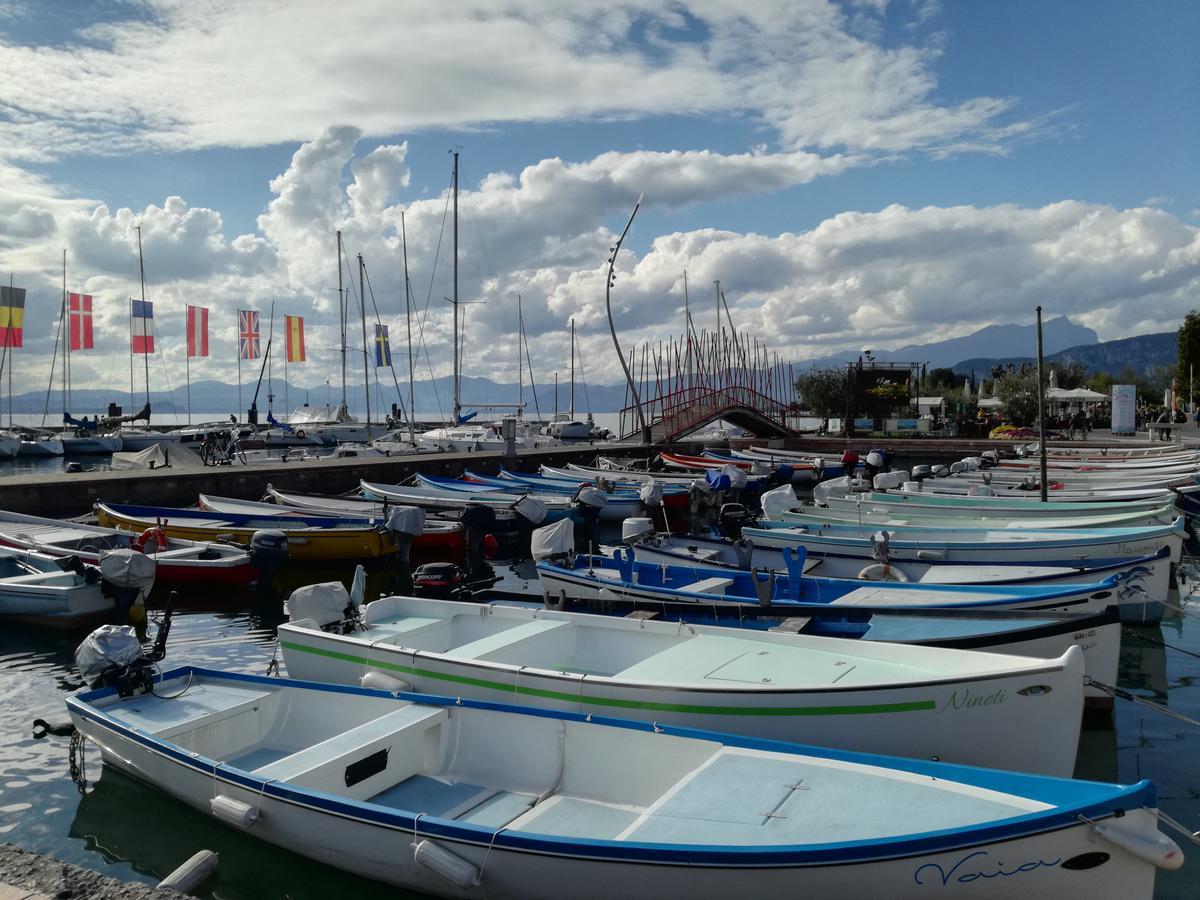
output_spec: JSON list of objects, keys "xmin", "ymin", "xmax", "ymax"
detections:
[{"xmin": 0, "ymin": 285, "xmax": 26, "ymax": 348}]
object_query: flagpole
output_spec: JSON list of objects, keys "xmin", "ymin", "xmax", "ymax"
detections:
[
  {"xmin": 268, "ymin": 303, "xmax": 274, "ymax": 416},
  {"xmin": 62, "ymin": 250, "xmax": 69, "ymax": 417},
  {"xmin": 128, "ymin": 299, "xmax": 134, "ymax": 409},
  {"xmin": 359, "ymin": 252, "xmax": 370, "ymax": 434},
  {"xmin": 185, "ymin": 306, "xmax": 192, "ymax": 426},
  {"xmin": 401, "ymin": 210, "xmax": 416, "ymax": 443},
  {"xmin": 237, "ymin": 310, "xmax": 243, "ymax": 420},
  {"xmin": 136, "ymin": 225, "xmax": 150, "ymax": 409}
]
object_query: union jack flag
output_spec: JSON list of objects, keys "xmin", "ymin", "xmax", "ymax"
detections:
[{"xmin": 239, "ymin": 309, "xmax": 260, "ymax": 360}]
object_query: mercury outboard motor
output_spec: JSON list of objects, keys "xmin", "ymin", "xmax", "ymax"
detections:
[
  {"xmin": 412, "ymin": 562, "xmax": 469, "ymax": 600},
  {"xmin": 250, "ymin": 529, "xmax": 289, "ymax": 593},
  {"xmin": 717, "ymin": 503, "xmax": 755, "ymax": 541},
  {"xmin": 75, "ymin": 590, "xmax": 177, "ymax": 696}
]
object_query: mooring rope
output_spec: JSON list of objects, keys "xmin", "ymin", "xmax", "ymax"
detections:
[
  {"xmin": 1085, "ymin": 677, "xmax": 1200, "ymax": 728},
  {"xmin": 1122, "ymin": 626, "xmax": 1200, "ymax": 661}
]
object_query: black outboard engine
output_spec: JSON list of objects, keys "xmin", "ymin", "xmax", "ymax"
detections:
[
  {"xmin": 75, "ymin": 590, "xmax": 177, "ymax": 697},
  {"xmin": 688, "ymin": 479, "xmax": 717, "ymax": 535},
  {"xmin": 250, "ymin": 529, "xmax": 289, "ymax": 593},
  {"xmin": 412, "ymin": 562, "xmax": 469, "ymax": 600},
  {"xmin": 97, "ymin": 549, "xmax": 158, "ymax": 627},
  {"xmin": 383, "ymin": 506, "xmax": 425, "ymax": 595},
  {"xmin": 910, "ymin": 464, "xmax": 933, "ymax": 483},
  {"xmin": 717, "ymin": 503, "xmax": 755, "ymax": 541},
  {"xmin": 460, "ymin": 504, "xmax": 497, "ymax": 579},
  {"xmin": 573, "ymin": 487, "xmax": 607, "ymax": 554}
]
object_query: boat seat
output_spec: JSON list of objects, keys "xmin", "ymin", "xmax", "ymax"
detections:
[
  {"xmin": 676, "ymin": 576, "xmax": 733, "ymax": 595},
  {"xmin": 507, "ymin": 795, "xmax": 643, "ymax": 840},
  {"xmin": 3, "ymin": 571, "xmax": 79, "ymax": 586},
  {"xmin": 117, "ymin": 683, "xmax": 272, "ymax": 740},
  {"xmin": 768, "ymin": 617, "xmax": 811, "ymax": 634},
  {"xmin": 252, "ymin": 704, "xmax": 448, "ymax": 787},
  {"xmin": 448, "ymin": 619, "xmax": 570, "ymax": 660},
  {"xmin": 361, "ymin": 617, "xmax": 445, "ymax": 646}
]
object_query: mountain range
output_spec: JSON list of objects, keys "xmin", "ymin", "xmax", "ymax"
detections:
[{"xmin": 5, "ymin": 318, "xmax": 1174, "ymax": 417}]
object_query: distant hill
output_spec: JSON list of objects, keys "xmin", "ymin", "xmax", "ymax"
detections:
[
  {"xmin": 800, "ymin": 316, "xmax": 1098, "ymax": 370},
  {"xmin": 951, "ymin": 331, "xmax": 1176, "ymax": 379}
]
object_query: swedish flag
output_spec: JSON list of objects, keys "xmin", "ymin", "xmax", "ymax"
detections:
[{"xmin": 374, "ymin": 323, "xmax": 392, "ymax": 367}]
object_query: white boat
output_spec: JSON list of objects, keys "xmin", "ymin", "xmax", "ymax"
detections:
[
  {"xmin": 112, "ymin": 426, "xmax": 182, "ymax": 451},
  {"xmin": 0, "ymin": 546, "xmax": 116, "ymax": 627},
  {"xmin": 280, "ymin": 592, "xmax": 1087, "ymax": 774},
  {"xmin": 55, "ymin": 428, "xmax": 123, "ymax": 454},
  {"xmin": 0, "ymin": 508, "xmax": 255, "ymax": 587},
  {"xmin": 66, "ymin": 666, "xmax": 1183, "ymax": 898},
  {"xmin": 18, "ymin": 432, "xmax": 64, "ymax": 456},
  {"xmin": 0, "ymin": 430, "xmax": 21, "ymax": 458}
]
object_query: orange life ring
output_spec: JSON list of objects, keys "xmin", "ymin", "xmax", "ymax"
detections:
[{"xmin": 133, "ymin": 525, "xmax": 167, "ymax": 554}]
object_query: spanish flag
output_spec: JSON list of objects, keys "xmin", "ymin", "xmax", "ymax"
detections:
[
  {"xmin": 285, "ymin": 314, "xmax": 305, "ymax": 362},
  {"xmin": 0, "ymin": 285, "xmax": 26, "ymax": 348}
]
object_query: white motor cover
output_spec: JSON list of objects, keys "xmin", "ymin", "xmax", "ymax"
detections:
[
  {"xmin": 384, "ymin": 505, "xmax": 425, "ymax": 536},
  {"xmin": 963, "ymin": 456, "xmax": 982, "ymax": 470},
  {"xmin": 981, "ymin": 450, "xmax": 999, "ymax": 462},
  {"xmin": 638, "ymin": 481, "xmax": 663, "ymax": 507},
  {"xmin": 99, "ymin": 548, "xmax": 157, "ymax": 593},
  {"xmin": 872, "ymin": 471, "xmax": 908, "ymax": 491},
  {"xmin": 721, "ymin": 464, "xmax": 748, "ymax": 489},
  {"xmin": 761, "ymin": 483, "xmax": 799, "ymax": 520},
  {"xmin": 75, "ymin": 624, "xmax": 143, "ymax": 683},
  {"xmin": 621, "ymin": 517, "xmax": 655, "ymax": 543},
  {"xmin": 286, "ymin": 581, "xmax": 352, "ymax": 627},
  {"xmin": 812, "ymin": 476, "xmax": 853, "ymax": 506},
  {"xmin": 575, "ymin": 487, "xmax": 608, "ymax": 509},
  {"xmin": 949, "ymin": 461, "xmax": 966, "ymax": 475},
  {"xmin": 514, "ymin": 496, "xmax": 548, "ymax": 524},
  {"xmin": 865, "ymin": 451, "xmax": 884, "ymax": 467},
  {"xmin": 750, "ymin": 461, "xmax": 771, "ymax": 476},
  {"xmin": 531, "ymin": 519, "xmax": 575, "ymax": 562}
]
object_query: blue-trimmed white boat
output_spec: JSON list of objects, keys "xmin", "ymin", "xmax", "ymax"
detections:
[
  {"xmin": 279, "ymin": 595, "xmax": 1088, "ymax": 775},
  {"xmin": 67, "ymin": 668, "xmax": 1183, "ymax": 898}
]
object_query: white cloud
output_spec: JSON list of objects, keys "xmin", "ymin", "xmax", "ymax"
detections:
[{"xmin": 0, "ymin": 0, "xmax": 1041, "ymax": 163}]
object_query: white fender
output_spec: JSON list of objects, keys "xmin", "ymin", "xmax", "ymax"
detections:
[
  {"xmin": 211, "ymin": 795, "xmax": 257, "ymax": 829},
  {"xmin": 1093, "ymin": 822, "xmax": 1184, "ymax": 870},
  {"xmin": 360, "ymin": 671, "xmax": 410, "ymax": 693},
  {"xmin": 158, "ymin": 850, "xmax": 219, "ymax": 893},
  {"xmin": 857, "ymin": 563, "xmax": 909, "ymax": 582},
  {"xmin": 412, "ymin": 839, "xmax": 480, "ymax": 887}
]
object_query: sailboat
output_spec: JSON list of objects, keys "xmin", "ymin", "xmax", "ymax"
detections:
[
  {"xmin": 108, "ymin": 227, "xmax": 179, "ymax": 451},
  {"xmin": 544, "ymin": 318, "xmax": 596, "ymax": 440},
  {"xmin": 413, "ymin": 152, "xmax": 542, "ymax": 453}
]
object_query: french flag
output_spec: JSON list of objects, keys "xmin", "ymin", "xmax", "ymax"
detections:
[
  {"xmin": 131, "ymin": 299, "xmax": 154, "ymax": 354},
  {"xmin": 187, "ymin": 305, "xmax": 209, "ymax": 357}
]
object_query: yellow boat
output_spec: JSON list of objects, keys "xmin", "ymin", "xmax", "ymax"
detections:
[{"xmin": 94, "ymin": 502, "xmax": 395, "ymax": 561}]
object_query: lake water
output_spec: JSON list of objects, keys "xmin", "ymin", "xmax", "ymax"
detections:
[{"xmin": 1, "ymin": 563, "xmax": 1197, "ymax": 898}]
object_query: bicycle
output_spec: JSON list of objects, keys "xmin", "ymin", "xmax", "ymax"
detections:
[{"xmin": 199, "ymin": 429, "xmax": 247, "ymax": 466}]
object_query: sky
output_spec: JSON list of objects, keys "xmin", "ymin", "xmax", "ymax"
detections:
[{"xmin": 0, "ymin": 0, "xmax": 1197, "ymax": 416}]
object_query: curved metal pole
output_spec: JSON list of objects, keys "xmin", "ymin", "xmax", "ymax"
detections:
[{"xmin": 605, "ymin": 194, "xmax": 647, "ymax": 438}]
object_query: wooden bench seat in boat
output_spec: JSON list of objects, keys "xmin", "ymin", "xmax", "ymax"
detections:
[
  {"xmin": 251, "ymin": 705, "xmax": 449, "ymax": 800},
  {"xmin": 446, "ymin": 619, "xmax": 570, "ymax": 661},
  {"xmin": 675, "ymin": 576, "xmax": 733, "ymax": 595}
]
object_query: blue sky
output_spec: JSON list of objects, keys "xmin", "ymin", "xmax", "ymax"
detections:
[{"xmin": 0, "ymin": 0, "xmax": 1197, "ymax": 398}]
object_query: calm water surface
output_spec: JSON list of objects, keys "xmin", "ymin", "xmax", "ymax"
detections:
[{"xmin": 0, "ymin": 564, "xmax": 1197, "ymax": 898}]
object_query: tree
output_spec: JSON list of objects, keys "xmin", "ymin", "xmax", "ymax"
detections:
[
  {"xmin": 1178, "ymin": 310, "xmax": 1200, "ymax": 404},
  {"xmin": 994, "ymin": 368, "xmax": 1041, "ymax": 427},
  {"xmin": 795, "ymin": 367, "xmax": 852, "ymax": 431},
  {"xmin": 927, "ymin": 367, "xmax": 958, "ymax": 389}
]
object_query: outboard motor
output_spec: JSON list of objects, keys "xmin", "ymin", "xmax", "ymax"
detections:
[
  {"xmin": 721, "ymin": 464, "xmax": 749, "ymax": 505},
  {"xmin": 384, "ymin": 505, "xmax": 425, "ymax": 595},
  {"xmin": 760, "ymin": 483, "xmax": 799, "ymax": 520},
  {"xmin": 573, "ymin": 487, "xmax": 607, "ymax": 554},
  {"xmin": 717, "ymin": 503, "xmax": 754, "ymax": 541},
  {"xmin": 460, "ymin": 504, "xmax": 498, "ymax": 579},
  {"xmin": 412, "ymin": 562, "xmax": 469, "ymax": 601},
  {"xmin": 98, "ymin": 549, "xmax": 157, "ymax": 627},
  {"xmin": 531, "ymin": 519, "xmax": 576, "ymax": 568},
  {"xmin": 980, "ymin": 450, "xmax": 999, "ymax": 468},
  {"xmin": 910, "ymin": 464, "xmax": 932, "ymax": 483},
  {"xmin": 930, "ymin": 464, "xmax": 950, "ymax": 479},
  {"xmin": 872, "ymin": 471, "xmax": 908, "ymax": 492},
  {"xmin": 863, "ymin": 450, "xmax": 885, "ymax": 482},
  {"xmin": 688, "ymin": 478, "xmax": 716, "ymax": 535},
  {"xmin": 285, "ymin": 581, "xmax": 362, "ymax": 634},
  {"xmin": 621, "ymin": 517, "xmax": 655, "ymax": 544},
  {"xmin": 250, "ymin": 529, "xmax": 289, "ymax": 593},
  {"xmin": 75, "ymin": 590, "xmax": 177, "ymax": 696}
]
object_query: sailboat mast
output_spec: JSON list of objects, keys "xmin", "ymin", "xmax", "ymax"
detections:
[
  {"xmin": 62, "ymin": 249, "xmax": 68, "ymax": 415},
  {"xmin": 137, "ymin": 225, "xmax": 149, "ymax": 406},
  {"xmin": 337, "ymin": 231, "xmax": 347, "ymax": 409},
  {"xmin": 452, "ymin": 151, "xmax": 461, "ymax": 426},
  {"xmin": 358, "ymin": 252, "xmax": 370, "ymax": 429},
  {"xmin": 401, "ymin": 210, "xmax": 416, "ymax": 443},
  {"xmin": 517, "ymin": 296, "xmax": 523, "ymax": 414},
  {"xmin": 569, "ymin": 318, "xmax": 575, "ymax": 417}
]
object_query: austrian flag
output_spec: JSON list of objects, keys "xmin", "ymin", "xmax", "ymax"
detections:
[
  {"xmin": 131, "ymin": 300, "xmax": 154, "ymax": 354},
  {"xmin": 69, "ymin": 293, "xmax": 93, "ymax": 350},
  {"xmin": 187, "ymin": 305, "xmax": 209, "ymax": 357}
]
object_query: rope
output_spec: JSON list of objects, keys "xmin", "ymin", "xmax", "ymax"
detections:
[
  {"xmin": 1122, "ymin": 626, "xmax": 1200, "ymax": 660},
  {"xmin": 1085, "ymin": 677, "xmax": 1200, "ymax": 728}
]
